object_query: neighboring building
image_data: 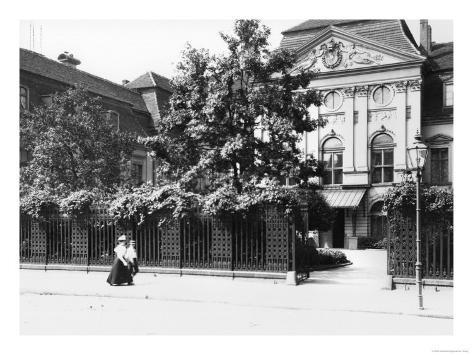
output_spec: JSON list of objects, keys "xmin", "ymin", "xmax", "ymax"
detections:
[
  {"xmin": 279, "ymin": 19, "xmax": 453, "ymax": 249},
  {"xmin": 20, "ymin": 48, "xmax": 172, "ymax": 185}
]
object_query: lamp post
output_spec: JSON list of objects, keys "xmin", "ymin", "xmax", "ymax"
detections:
[{"xmin": 407, "ymin": 130, "xmax": 429, "ymax": 310}]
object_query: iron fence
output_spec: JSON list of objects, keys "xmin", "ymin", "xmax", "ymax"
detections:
[
  {"xmin": 387, "ymin": 217, "xmax": 453, "ymax": 280},
  {"xmin": 19, "ymin": 206, "xmax": 300, "ymax": 274}
]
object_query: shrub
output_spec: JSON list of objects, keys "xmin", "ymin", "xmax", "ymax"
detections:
[
  {"xmin": 59, "ymin": 190, "xmax": 96, "ymax": 217},
  {"xmin": 358, "ymin": 237, "xmax": 385, "ymax": 249},
  {"xmin": 316, "ymin": 248, "xmax": 349, "ymax": 265},
  {"xmin": 20, "ymin": 186, "xmax": 58, "ymax": 219},
  {"xmin": 108, "ymin": 183, "xmax": 200, "ymax": 226}
]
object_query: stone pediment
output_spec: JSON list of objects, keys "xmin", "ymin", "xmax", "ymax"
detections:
[
  {"xmin": 425, "ymin": 134, "xmax": 453, "ymax": 144},
  {"xmin": 292, "ymin": 26, "xmax": 424, "ymax": 74}
]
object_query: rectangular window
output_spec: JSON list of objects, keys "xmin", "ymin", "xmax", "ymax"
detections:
[
  {"xmin": 354, "ymin": 111, "xmax": 359, "ymax": 124},
  {"xmin": 406, "ymin": 106, "xmax": 411, "ymax": 119},
  {"xmin": 372, "ymin": 149, "xmax": 393, "ymax": 184},
  {"xmin": 431, "ymin": 148, "xmax": 449, "ymax": 185},
  {"xmin": 131, "ymin": 163, "xmax": 144, "ymax": 186},
  {"xmin": 323, "ymin": 152, "xmax": 343, "ymax": 185},
  {"xmin": 444, "ymin": 83, "xmax": 453, "ymax": 107}
]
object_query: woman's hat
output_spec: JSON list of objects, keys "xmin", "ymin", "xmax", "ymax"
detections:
[{"xmin": 117, "ymin": 235, "xmax": 127, "ymax": 242}]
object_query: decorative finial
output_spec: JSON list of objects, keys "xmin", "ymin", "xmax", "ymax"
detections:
[{"xmin": 414, "ymin": 129, "xmax": 422, "ymax": 141}]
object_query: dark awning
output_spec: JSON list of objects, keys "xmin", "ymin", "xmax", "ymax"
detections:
[{"xmin": 320, "ymin": 189, "xmax": 366, "ymax": 209}]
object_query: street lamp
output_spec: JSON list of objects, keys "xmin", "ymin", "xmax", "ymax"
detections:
[{"xmin": 407, "ymin": 130, "xmax": 429, "ymax": 310}]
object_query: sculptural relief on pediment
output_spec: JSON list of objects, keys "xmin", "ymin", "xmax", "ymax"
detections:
[{"xmin": 294, "ymin": 37, "xmax": 402, "ymax": 73}]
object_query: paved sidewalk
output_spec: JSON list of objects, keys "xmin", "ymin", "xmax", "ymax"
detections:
[{"xmin": 20, "ymin": 249, "xmax": 453, "ymax": 334}]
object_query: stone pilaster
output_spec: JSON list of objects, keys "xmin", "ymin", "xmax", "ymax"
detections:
[
  {"xmin": 341, "ymin": 87, "xmax": 355, "ymax": 172},
  {"xmin": 408, "ymin": 79, "xmax": 422, "ymax": 140},
  {"xmin": 392, "ymin": 81, "xmax": 408, "ymax": 175},
  {"xmin": 355, "ymin": 85, "xmax": 369, "ymax": 172}
]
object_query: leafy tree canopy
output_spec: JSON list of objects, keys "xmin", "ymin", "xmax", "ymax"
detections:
[
  {"xmin": 141, "ymin": 19, "xmax": 326, "ymax": 194},
  {"xmin": 20, "ymin": 87, "xmax": 135, "ymax": 215}
]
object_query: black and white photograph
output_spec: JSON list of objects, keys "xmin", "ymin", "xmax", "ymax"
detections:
[{"xmin": 3, "ymin": 0, "xmax": 471, "ymax": 353}]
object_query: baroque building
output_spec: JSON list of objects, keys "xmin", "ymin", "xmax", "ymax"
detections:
[
  {"xmin": 279, "ymin": 20, "xmax": 453, "ymax": 249},
  {"xmin": 20, "ymin": 48, "xmax": 172, "ymax": 185}
]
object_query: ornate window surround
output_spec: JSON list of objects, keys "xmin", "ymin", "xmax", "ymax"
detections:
[{"xmin": 425, "ymin": 134, "xmax": 453, "ymax": 185}]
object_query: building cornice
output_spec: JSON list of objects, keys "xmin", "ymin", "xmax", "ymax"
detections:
[{"xmin": 305, "ymin": 59, "xmax": 424, "ymax": 82}]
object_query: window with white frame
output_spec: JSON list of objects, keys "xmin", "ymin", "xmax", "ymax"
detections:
[
  {"xmin": 322, "ymin": 137, "xmax": 343, "ymax": 185},
  {"xmin": 20, "ymin": 86, "xmax": 28, "ymax": 110},
  {"xmin": 444, "ymin": 82, "xmax": 453, "ymax": 107},
  {"xmin": 371, "ymin": 133, "xmax": 394, "ymax": 184}
]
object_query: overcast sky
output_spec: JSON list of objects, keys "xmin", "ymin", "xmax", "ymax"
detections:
[{"xmin": 19, "ymin": 20, "xmax": 453, "ymax": 85}]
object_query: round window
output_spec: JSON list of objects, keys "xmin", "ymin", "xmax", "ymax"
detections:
[
  {"xmin": 324, "ymin": 91, "xmax": 342, "ymax": 111},
  {"xmin": 373, "ymin": 85, "xmax": 393, "ymax": 106}
]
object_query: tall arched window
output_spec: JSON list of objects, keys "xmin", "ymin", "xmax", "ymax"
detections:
[
  {"xmin": 370, "ymin": 201, "xmax": 389, "ymax": 241},
  {"xmin": 322, "ymin": 137, "xmax": 343, "ymax": 185},
  {"xmin": 371, "ymin": 133, "xmax": 394, "ymax": 184}
]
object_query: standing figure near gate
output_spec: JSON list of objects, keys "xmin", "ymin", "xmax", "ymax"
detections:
[
  {"xmin": 106, "ymin": 235, "xmax": 133, "ymax": 286},
  {"xmin": 126, "ymin": 240, "xmax": 139, "ymax": 278}
]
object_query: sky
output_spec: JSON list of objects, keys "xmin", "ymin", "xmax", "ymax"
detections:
[{"xmin": 19, "ymin": 20, "xmax": 453, "ymax": 85}]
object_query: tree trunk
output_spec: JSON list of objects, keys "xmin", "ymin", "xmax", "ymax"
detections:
[{"xmin": 232, "ymin": 162, "xmax": 242, "ymax": 194}]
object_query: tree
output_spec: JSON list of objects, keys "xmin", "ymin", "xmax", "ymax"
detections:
[
  {"xmin": 20, "ymin": 87, "xmax": 135, "ymax": 203},
  {"xmin": 141, "ymin": 19, "xmax": 326, "ymax": 196}
]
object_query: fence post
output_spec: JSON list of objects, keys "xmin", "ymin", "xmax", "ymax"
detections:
[
  {"xmin": 385, "ymin": 215, "xmax": 394, "ymax": 290},
  {"xmin": 286, "ymin": 213, "xmax": 297, "ymax": 285},
  {"xmin": 44, "ymin": 220, "xmax": 49, "ymax": 270}
]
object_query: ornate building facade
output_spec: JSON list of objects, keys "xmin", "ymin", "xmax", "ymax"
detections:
[{"xmin": 280, "ymin": 20, "xmax": 453, "ymax": 249}]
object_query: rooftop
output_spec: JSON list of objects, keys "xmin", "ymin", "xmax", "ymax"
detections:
[
  {"xmin": 428, "ymin": 42, "xmax": 453, "ymax": 71},
  {"xmin": 20, "ymin": 48, "xmax": 149, "ymax": 112},
  {"xmin": 279, "ymin": 19, "xmax": 420, "ymax": 56},
  {"xmin": 126, "ymin": 71, "xmax": 172, "ymax": 92}
]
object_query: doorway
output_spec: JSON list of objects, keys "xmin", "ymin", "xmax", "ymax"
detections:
[{"xmin": 332, "ymin": 209, "xmax": 345, "ymax": 248}]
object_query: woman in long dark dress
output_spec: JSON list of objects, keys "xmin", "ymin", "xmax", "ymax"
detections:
[{"xmin": 107, "ymin": 235, "xmax": 133, "ymax": 286}]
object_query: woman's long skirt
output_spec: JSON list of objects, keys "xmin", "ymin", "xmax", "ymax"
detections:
[{"xmin": 107, "ymin": 259, "xmax": 133, "ymax": 285}]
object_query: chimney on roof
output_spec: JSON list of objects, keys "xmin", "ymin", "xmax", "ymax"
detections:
[
  {"xmin": 420, "ymin": 20, "xmax": 432, "ymax": 54},
  {"xmin": 57, "ymin": 51, "xmax": 81, "ymax": 68},
  {"xmin": 122, "ymin": 79, "xmax": 130, "ymax": 86}
]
